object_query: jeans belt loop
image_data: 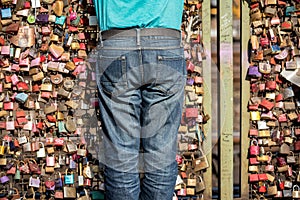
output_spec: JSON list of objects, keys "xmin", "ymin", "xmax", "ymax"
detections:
[{"xmin": 136, "ymin": 28, "xmax": 141, "ymax": 46}]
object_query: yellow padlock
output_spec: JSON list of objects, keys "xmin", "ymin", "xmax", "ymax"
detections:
[
  {"xmin": 250, "ymin": 111, "xmax": 261, "ymax": 121},
  {"xmin": 0, "ymin": 141, "xmax": 5, "ymax": 155}
]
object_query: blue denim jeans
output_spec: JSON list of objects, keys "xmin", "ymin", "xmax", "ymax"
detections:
[{"xmin": 96, "ymin": 29, "xmax": 186, "ymax": 200}]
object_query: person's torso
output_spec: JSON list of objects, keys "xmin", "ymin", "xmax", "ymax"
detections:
[{"xmin": 94, "ymin": 0, "xmax": 184, "ymax": 31}]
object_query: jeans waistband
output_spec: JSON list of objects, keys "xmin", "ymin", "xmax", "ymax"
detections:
[{"xmin": 101, "ymin": 28, "xmax": 181, "ymax": 40}]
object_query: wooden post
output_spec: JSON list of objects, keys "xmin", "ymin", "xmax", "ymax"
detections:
[
  {"xmin": 202, "ymin": 0, "xmax": 212, "ymax": 199},
  {"xmin": 219, "ymin": 0, "xmax": 234, "ymax": 199},
  {"xmin": 240, "ymin": 1, "xmax": 250, "ymax": 199}
]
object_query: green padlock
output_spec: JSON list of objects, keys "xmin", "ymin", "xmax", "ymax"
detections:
[
  {"xmin": 14, "ymin": 168, "xmax": 20, "ymax": 180},
  {"xmin": 58, "ymin": 121, "xmax": 67, "ymax": 133},
  {"xmin": 27, "ymin": 15, "xmax": 36, "ymax": 24},
  {"xmin": 91, "ymin": 190, "xmax": 104, "ymax": 200}
]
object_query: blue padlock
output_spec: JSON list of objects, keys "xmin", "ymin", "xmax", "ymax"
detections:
[
  {"xmin": 64, "ymin": 33, "xmax": 69, "ymax": 46},
  {"xmin": 1, "ymin": 8, "xmax": 12, "ymax": 19},
  {"xmin": 55, "ymin": 172, "xmax": 63, "ymax": 188},
  {"xmin": 64, "ymin": 169, "xmax": 74, "ymax": 184},
  {"xmin": 55, "ymin": 16, "xmax": 66, "ymax": 26},
  {"xmin": 15, "ymin": 92, "xmax": 28, "ymax": 104}
]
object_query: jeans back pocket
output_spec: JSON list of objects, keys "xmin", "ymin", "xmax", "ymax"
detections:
[{"xmin": 99, "ymin": 55, "xmax": 128, "ymax": 95}]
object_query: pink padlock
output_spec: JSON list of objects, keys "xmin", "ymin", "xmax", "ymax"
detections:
[
  {"xmin": 11, "ymin": 74, "xmax": 19, "ymax": 85},
  {"xmin": 1, "ymin": 46, "xmax": 10, "ymax": 55},
  {"xmin": 70, "ymin": 12, "xmax": 77, "ymax": 21},
  {"xmin": 46, "ymin": 155, "xmax": 55, "ymax": 167},
  {"xmin": 177, "ymin": 188, "xmax": 186, "ymax": 196},
  {"xmin": 287, "ymin": 166, "xmax": 293, "ymax": 177},
  {"xmin": 176, "ymin": 154, "xmax": 183, "ymax": 165},
  {"xmin": 249, "ymin": 139, "xmax": 259, "ymax": 156},
  {"xmin": 194, "ymin": 76, "xmax": 203, "ymax": 84},
  {"xmin": 19, "ymin": 57, "xmax": 29, "ymax": 66}
]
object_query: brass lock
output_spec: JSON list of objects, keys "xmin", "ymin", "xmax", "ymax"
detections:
[
  {"xmin": 57, "ymin": 111, "xmax": 65, "ymax": 121},
  {"xmin": 41, "ymin": 77, "xmax": 53, "ymax": 91},
  {"xmin": 65, "ymin": 116, "xmax": 76, "ymax": 132},
  {"xmin": 0, "ymin": 141, "xmax": 5, "ymax": 155},
  {"xmin": 65, "ymin": 61, "xmax": 76, "ymax": 71},
  {"xmin": 63, "ymin": 78, "xmax": 75, "ymax": 91},
  {"xmin": 50, "ymin": 73, "xmax": 63, "ymax": 85},
  {"xmin": 32, "ymin": 71, "xmax": 44, "ymax": 82}
]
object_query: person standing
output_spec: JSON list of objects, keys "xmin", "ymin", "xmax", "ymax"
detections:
[{"xmin": 93, "ymin": 1, "xmax": 186, "ymax": 199}]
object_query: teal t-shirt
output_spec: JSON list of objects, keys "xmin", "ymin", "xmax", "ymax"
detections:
[{"xmin": 93, "ymin": 0, "xmax": 184, "ymax": 31}]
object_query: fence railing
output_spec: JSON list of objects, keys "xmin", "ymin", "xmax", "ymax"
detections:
[{"xmin": 201, "ymin": 1, "xmax": 250, "ymax": 199}]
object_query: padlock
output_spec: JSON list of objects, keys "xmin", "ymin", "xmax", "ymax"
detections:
[
  {"xmin": 29, "ymin": 176, "xmax": 40, "ymax": 188},
  {"xmin": 78, "ymin": 162, "xmax": 84, "ymax": 186},
  {"xmin": 196, "ymin": 176, "xmax": 206, "ymax": 193},
  {"xmin": 0, "ymin": 141, "xmax": 5, "ymax": 155},
  {"xmin": 5, "ymin": 116, "xmax": 14, "ymax": 131},
  {"xmin": 17, "ymin": 132, "xmax": 27, "ymax": 145},
  {"xmin": 23, "ymin": 115, "xmax": 33, "ymax": 131},
  {"xmin": 65, "ymin": 100, "xmax": 79, "ymax": 109},
  {"xmin": 3, "ymin": 101, "xmax": 14, "ymax": 111},
  {"xmin": 14, "ymin": 168, "xmax": 20, "ymax": 180},
  {"xmin": 54, "ymin": 138, "xmax": 64, "ymax": 147},
  {"xmin": 23, "ymin": 141, "xmax": 32, "ymax": 152},
  {"xmin": 69, "ymin": 157, "xmax": 77, "ymax": 169},
  {"xmin": 177, "ymin": 183, "xmax": 187, "ymax": 196},
  {"xmin": 55, "ymin": 172, "xmax": 63, "ymax": 188},
  {"xmin": 47, "ymin": 146, "xmax": 55, "ymax": 154},
  {"xmin": 187, "ymin": 173, "xmax": 197, "ymax": 187},
  {"xmin": 41, "ymin": 77, "xmax": 53, "ymax": 91},
  {"xmin": 84, "ymin": 178, "xmax": 92, "ymax": 186},
  {"xmin": 58, "ymin": 121, "xmax": 67, "ymax": 133},
  {"xmin": 46, "ymin": 154, "xmax": 55, "ymax": 167},
  {"xmin": 59, "ymin": 154, "xmax": 66, "ymax": 165},
  {"xmin": 77, "ymin": 144, "xmax": 87, "ymax": 157},
  {"xmin": 65, "ymin": 116, "xmax": 76, "ymax": 132},
  {"xmin": 63, "ymin": 78, "xmax": 75, "ymax": 91},
  {"xmin": 0, "ymin": 172, "xmax": 10, "ymax": 183},
  {"xmin": 186, "ymin": 187, "xmax": 195, "ymax": 195},
  {"xmin": 284, "ymin": 178, "xmax": 293, "ymax": 189},
  {"xmin": 279, "ymin": 179, "xmax": 285, "ymax": 190},
  {"xmin": 64, "ymin": 168, "xmax": 74, "ymax": 184},
  {"xmin": 293, "ymin": 185, "xmax": 300, "ymax": 198},
  {"xmin": 37, "ymin": 142, "xmax": 46, "ymax": 158},
  {"xmin": 11, "ymin": 74, "xmax": 19, "ymax": 85},
  {"xmin": 31, "ymin": 139, "xmax": 40, "ymax": 152},
  {"xmin": 173, "ymin": 193, "xmax": 178, "ymax": 200},
  {"xmin": 1, "ymin": 7, "xmax": 12, "ymax": 19},
  {"xmin": 83, "ymin": 162, "xmax": 93, "ymax": 179}
]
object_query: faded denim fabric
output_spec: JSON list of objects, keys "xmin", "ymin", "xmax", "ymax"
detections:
[{"xmin": 96, "ymin": 29, "xmax": 186, "ymax": 200}]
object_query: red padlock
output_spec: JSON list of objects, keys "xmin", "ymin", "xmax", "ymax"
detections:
[
  {"xmin": 84, "ymin": 178, "xmax": 91, "ymax": 186},
  {"xmin": 249, "ymin": 139, "xmax": 259, "ymax": 155},
  {"xmin": 176, "ymin": 154, "xmax": 183, "ymax": 165},
  {"xmin": 279, "ymin": 179, "xmax": 284, "ymax": 190},
  {"xmin": 259, "ymin": 184, "xmax": 267, "ymax": 193}
]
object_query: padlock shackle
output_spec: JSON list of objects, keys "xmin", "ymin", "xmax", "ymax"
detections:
[{"xmin": 293, "ymin": 184, "xmax": 300, "ymax": 191}]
